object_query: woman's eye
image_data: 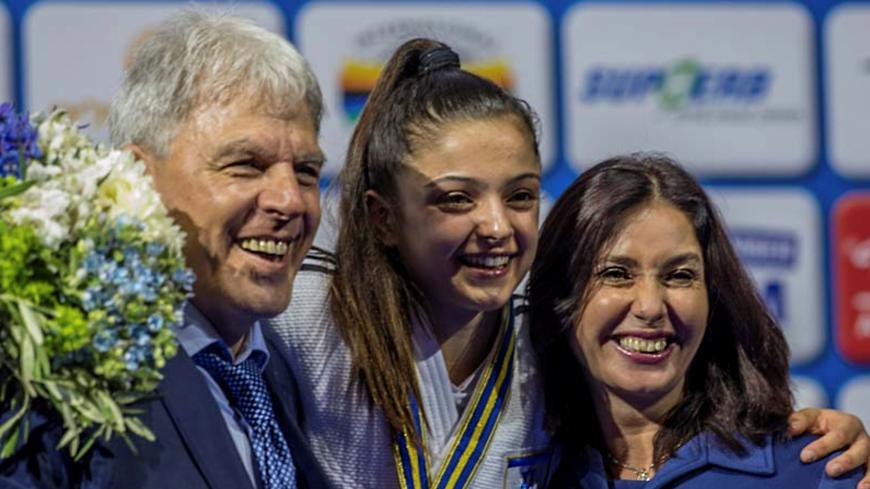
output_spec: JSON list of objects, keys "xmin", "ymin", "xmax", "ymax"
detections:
[
  {"xmin": 599, "ymin": 266, "xmax": 631, "ymax": 283},
  {"xmin": 508, "ymin": 189, "xmax": 539, "ymax": 206},
  {"xmin": 436, "ymin": 192, "xmax": 474, "ymax": 210},
  {"xmin": 666, "ymin": 268, "xmax": 697, "ymax": 285}
]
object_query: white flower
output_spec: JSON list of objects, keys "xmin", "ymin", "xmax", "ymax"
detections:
[
  {"xmin": 95, "ymin": 152, "xmax": 187, "ymax": 253},
  {"xmin": 8, "ymin": 186, "xmax": 72, "ymax": 248}
]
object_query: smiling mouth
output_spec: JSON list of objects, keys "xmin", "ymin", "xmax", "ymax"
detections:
[
  {"xmin": 238, "ymin": 238, "xmax": 291, "ymax": 261},
  {"xmin": 617, "ymin": 336, "xmax": 670, "ymax": 354},
  {"xmin": 458, "ymin": 254, "xmax": 512, "ymax": 270}
]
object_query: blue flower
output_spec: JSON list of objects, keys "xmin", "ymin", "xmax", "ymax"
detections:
[
  {"xmin": 123, "ymin": 345, "xmax": 150, "ymax": 371},
  {"xmin": 98, "ymin": 261, "xmax": 118, "ymax": 283},
  {"xmin": 123, "ymin": 246, "xmax": 140, "ymax": 265},
  {"xmin": 173, "ymin": 268, "xmax": 196, "ymax": 292},
  {"xmin": 0, "ymin": 103, "xmax": 41, "ymax": 180},
  {"xmin": 111, "ymin": 266, "xmax": 130, "ymax": 285},
  {"xmin": 146, "ymin": 242, "xmax": 165, "ymax": 258},
  {"xmin": 82, "ymin": 286, "xmax": 103, "ymax": 311},
  {"xmin": 84, "ymin": 252, "xmax": 103, "ymax": 273},
  {"xmin": 146, "ymin": 314, "xmax": 164, "ymax": 332},
  {"xmin": 93, "ymin": 328, "xmax": 119, "ymax": 353},
  {"xmin": 126, "ymin": 324, "xmax": 151, "ymax": 347}
]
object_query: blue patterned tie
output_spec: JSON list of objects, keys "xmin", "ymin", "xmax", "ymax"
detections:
[{"xmin": 193, "ymin": 343, "xmax": 297, "ymax": 489}]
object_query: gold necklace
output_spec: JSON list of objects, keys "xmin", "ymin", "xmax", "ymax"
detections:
[{"xmin": 607, "ymin": 453, "xmax": 658, "ymax": 481}]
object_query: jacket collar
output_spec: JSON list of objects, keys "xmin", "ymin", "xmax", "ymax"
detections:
[
  {"xmin": 572, "ymin": 432, "xmax": 776, "ymax": 489},
  {"xmin": 159, "ymin": 350, "xmax": 257, "ymax": 489}
]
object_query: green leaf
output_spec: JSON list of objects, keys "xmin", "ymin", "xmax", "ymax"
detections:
[
  {"xmin": 0, "ymin": 180, "xmax": 35, "ymax": 201},
  {"xmin": 17, "ymin": 300, "xmax": 44, "ymax": 345},
  {"xmin": 95, "ymin": 391, "xmax": 124, "ymax": 430},
  {"xmin": 0, "ymin": 394, "xmax": 29, "ymax": 440},
  {"xmin": 118, "ymin": 431, "xmax": 138, "ymax": 455},
  {"xmin": 0, "ymin": 427, "xmax": 20, "ymax": 458},
  {"xmin": 124, "ymin": 416, "xmax": 155, "ymax": 442},
  {"xmin": 19, "ymin": 334, "xmax": 36, "ymax": 397},
  {"xmin": 73, "ymin": 428, "xmax": 102, "ymax": 461},
  {"xmin": 40, "ymin": 380, "xmax": 64, "ymax": 401},
  {"xmin": 58, "ymin": 426, "xmax": 80, "ymax": 451},
  {"xmin": 34, "ymin": 345, "xmax": 50, "ymax": 378},
  {"xmin": 59, "ymin": 398, "xmax": 74, "ymax": 427},
  {"xmin": 76, "ymin": 399, "xmax": 105, "ymax": 424}
]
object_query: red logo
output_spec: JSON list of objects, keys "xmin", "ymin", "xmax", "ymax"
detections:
[{"xmin": 835, "ymin": 193, "xmax": 870, "ymax": 363}]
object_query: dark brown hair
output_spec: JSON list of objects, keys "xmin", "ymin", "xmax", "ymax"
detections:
[
  {"xmin": 329, "ymin": 38, "xmax": 540, "ymax": 435},
  {"xmin": 528, "ymin": 153, "xmax": 792, "ymax": 461}
]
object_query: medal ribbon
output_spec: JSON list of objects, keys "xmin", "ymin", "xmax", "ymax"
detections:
[{"xmin": 393, "ymin": 305, "xmax": 517, "ymax": 489}]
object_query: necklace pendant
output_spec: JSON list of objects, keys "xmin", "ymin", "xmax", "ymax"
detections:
[{"xmin": 636, "ymin": 470, "xmax": 650, "ymax": 481}]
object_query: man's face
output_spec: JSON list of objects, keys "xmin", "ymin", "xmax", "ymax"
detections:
[{"xmin": 143, "ymin": 100, "xmax": 323, "ymax": 338}]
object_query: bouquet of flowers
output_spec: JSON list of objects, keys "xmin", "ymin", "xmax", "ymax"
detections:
[{"xmin": 0, "ymin": 103, "xmax": 193, "ymax": 460}]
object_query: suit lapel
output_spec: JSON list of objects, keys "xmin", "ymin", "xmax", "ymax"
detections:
[{"xmin": 159, "ymin": 350, "xmax": 257, "ymax": 489}]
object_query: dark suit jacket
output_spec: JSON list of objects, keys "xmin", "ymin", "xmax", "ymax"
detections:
[{"xmin": 0, "ymin": 324, "xmax": 330, "ymax": 489}]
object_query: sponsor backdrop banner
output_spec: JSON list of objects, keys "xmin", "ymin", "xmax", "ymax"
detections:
[
  {"xmin": 564, "ymin": 3, "xmax": 815, "ymax": 176},
  {"xmin": 23, "ymin": 2, "xmax": 283, "ymax": 143},
  {"xmin": 839, "ymin": 376, "xmax": 870, "ymax": 428},
  {"xmin": 2, "ymin": 0, "xmax": 870, "ymax": 423},
  {"xmin": 711, "ymin": 188, "xmax": 824, "ymax": 364},
  {"xmin": 296, "ymin": 2, "xmax": 554, "ymax": 176},
  {"xmin": 834, "ymin": 194, "xmax": 870, "ymax": 363},
  {"xmin": 0, "ymin": 3, "xmax": 10, "ymax": 103},
  {"xmin": 825, "ymin": 4, "xmax": 870, "ymax": 178}
]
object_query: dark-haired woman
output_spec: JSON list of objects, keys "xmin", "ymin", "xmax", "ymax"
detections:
[{"xmin": 529, "ymin": 154, "xmax": 863, "ymax": 488}]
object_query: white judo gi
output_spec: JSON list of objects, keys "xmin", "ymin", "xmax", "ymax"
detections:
[{"xmin": 269, "ymin": 250, "xmax": 552, "ymax": 489}]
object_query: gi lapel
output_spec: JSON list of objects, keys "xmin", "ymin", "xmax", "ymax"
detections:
[
  {"xmin": 159, "ymin": 350, "xmax": 256, "ymax": 489},
  {"xmin": 394, "ymin": 304, "xmax": 517, "ymax": 489}
]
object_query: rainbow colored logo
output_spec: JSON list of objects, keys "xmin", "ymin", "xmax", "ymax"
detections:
[{"xmin": 340, "ymin": 58, "xmax": 515, "ymax": 122}]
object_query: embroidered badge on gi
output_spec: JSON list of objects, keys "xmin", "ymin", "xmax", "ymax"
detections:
[{"xmin": 503, "ymin": 450, "xmax": 553, "ymax": 489}]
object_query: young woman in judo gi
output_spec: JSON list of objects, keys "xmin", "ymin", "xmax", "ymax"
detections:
[
  {"xmin": 269, "ymin": 39, "xmax": 870, "ymax": 489},
  {"xmin": 529, "ymin": 154, "xmax": 863, "ymax": 488},
  {"xmin": 272, "ymin": 37, "xmax": 550, "ymax": 488}
]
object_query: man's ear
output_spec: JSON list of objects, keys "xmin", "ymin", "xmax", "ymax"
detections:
[
  {"xmin": 125, "ymin": 143, "xmax": 158, "ymax": 176},
  {"xmin": 365, "ymin": 190, "xmax": 398, "ymax": 247}
]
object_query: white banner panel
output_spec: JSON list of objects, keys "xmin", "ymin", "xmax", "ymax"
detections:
[
  {"xmin": 564, "ymin": 3, "xmax": 816, "ymax": 176},
  {"xmin": 0, "ymin": 4, "xmax": 11, "ymax": 103},
  {"xmin": 838, "ymin": 376, "xmax": 870, "ymax": 428},
  {"xmin": 826, "ymin": 4, "xmax": 870, "ymax": 178},
  {"xmin": 710, "ymin": 188, "xmax": 823, "ymax": 364},
  {"xmin": 24, "ymin": 2, "xmax": 284, "ymax": 143},
  {"xmin": 792, "ymin": 375, "xmax": 828, "ymax": 410},
  {"xmin": 297, "ymin": 2, "xmax": 554, "ymax": 177}
]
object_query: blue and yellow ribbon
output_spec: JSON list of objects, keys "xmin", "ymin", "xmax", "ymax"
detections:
[{"xmin": 393, "ymin": 305, "xmax": 517, "ymax": 489}]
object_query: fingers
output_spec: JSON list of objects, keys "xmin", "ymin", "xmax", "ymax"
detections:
[
  {"xmin": 802, "ymin": 429, "xmax": 848, "ymax": 464},
  {"xmin": 789, "ymin": 408, "xmax": 819, "ymax": 437},
  {"xmin": 826, "ymin": 433, "xmax": 870, "ymax": 482}
]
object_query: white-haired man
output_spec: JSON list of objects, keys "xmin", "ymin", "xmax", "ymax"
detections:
[{"xmin": 1, "ymin": 10, "xmax": 329, "ymax": 489}]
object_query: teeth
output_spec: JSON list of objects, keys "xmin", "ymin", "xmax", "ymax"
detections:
[
  {"xmin": 240, "ymin": 239, "xmax": 289, "ymax": 257},
  {"xmin": 463, "ymin": 255, "xmax": 510, "ymax": 268},
  {"xmin": 618, "ymin": 336, "xmax": 668, "ymax": 354}
]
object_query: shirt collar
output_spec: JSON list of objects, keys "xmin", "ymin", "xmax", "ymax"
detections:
[
  {"xmin": 700, "ymin": 432, "xmax": 776, "ymax": 476},
  {"xmin": 174, "ymin": 302, "xmax": 270, "ymax": 371},
  {"xmin": 572, "ymin": 432, "xmax": 776, "ymax": 489}
]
